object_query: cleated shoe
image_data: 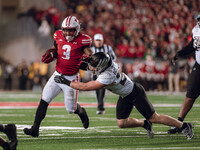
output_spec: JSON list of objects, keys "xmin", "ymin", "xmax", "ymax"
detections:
[
  {"xmin": 23, "ymin": 126, "xmax": 39, "ymax": 137},
  {"xmin": 182, "ymin": 123, "xmax": 194, "ymax": 140},
  {"xmin": 167, "ymin": 126, "xmax": 182, "ymax": 134},
  {"xmin": 4, "ymin": 124, "xmax": 18, "ymax": 150},
  {"xmin": 78, "ymin": 107, "xmax": 89, "ymax": 129},
  {"xmin": 96, "ymin": 110, "xmax": 105, "ymax": 115},
  {"xmin": 4, "ymin": 124, "xmax": 17, "ymax": 141}
]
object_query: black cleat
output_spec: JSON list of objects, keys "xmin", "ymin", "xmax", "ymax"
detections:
[
  {"xmin": 23, "ymin": 126, "xmax": 39, "ymax": 137},
  {"xmin": 144, "ymin": 120, "xmax": 154, "ymax": 138},
  {"xmin": 182, "ymin": 123, "xmax": 194, "ymax": 140},
  {"xmin": 167, "ymin": 126, "xmax": 182, "ymax": 134},
  {"xmin": 4, "ymin": 124, "xmax": 18, "ymax": 150},
  {"xmin": 96, "ymin": 110, "xmax": 105, "ymax": 115},
  {"xmin": 79, "ymin": 107, "xmax": 89, "ymax": 129}
]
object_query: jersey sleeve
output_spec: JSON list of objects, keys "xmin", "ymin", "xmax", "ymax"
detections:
[{"xmin": 177, "ymin": 39, "xmax": 195, "ymax": 57}]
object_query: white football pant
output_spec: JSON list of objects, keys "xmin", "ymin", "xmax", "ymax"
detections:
[{"xmin": 42, "ymin": 71, "xmax": 79, "ymax": 113}]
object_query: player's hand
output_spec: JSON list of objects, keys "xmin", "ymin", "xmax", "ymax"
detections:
[
  {"xmin": 54, "ymin": 75, "xmax": 71, "ymax": 86},
  {"xmin": 41, "ymin": 48, "xmax": 57, "ymax": 64},
  {"xmin": 172, "ymin": 53, "xmax": 179, "ymax": 65}
]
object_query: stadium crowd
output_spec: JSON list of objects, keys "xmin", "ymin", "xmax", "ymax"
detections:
[
  {"xmin": 0, "ymin": 0, "xmax": 199, "ymax": 91},
  {"xmin": 18, "ymin": 0, "xmax": 198, "ymax": 57}
]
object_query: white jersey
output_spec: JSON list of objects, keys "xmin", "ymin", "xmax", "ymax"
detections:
[
  {"xmin": 192, "ymin": 25, "xmax": 200, "ymax": 65},
  {"xmin": 96, "ymin": 62, "xmax": 134, "ymax": 97}
]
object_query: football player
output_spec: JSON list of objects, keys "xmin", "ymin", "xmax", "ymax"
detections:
[
  {"xmin": 0, "ymin": 124, "xmax": 17, "ymax": 150},
  {"xmin": 24, "ymin": 16, "xmax": 93, "ymax": 137},
  {"xmin": 91, "ymin": 33, "xmax": 116, "ymax": 114},
  {"xmin": 54, "ymin": 52, "xmax": 194, "ymax": 140},
  {"xmin": 168, "ymin": 13, "xmax": 200, "ymax": 134}
]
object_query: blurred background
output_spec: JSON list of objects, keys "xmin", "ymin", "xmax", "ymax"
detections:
[{"xmin": 0, "ymin": 0, "xmax": 199, "ymax": 92}]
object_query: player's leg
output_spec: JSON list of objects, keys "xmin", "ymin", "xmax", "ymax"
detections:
[
  {"xmin": 116, "ymin": 94, "xmax": 154, "ymax": 138},
  {"xmin": 24, "ymin": 71, "xmax": 61, "ymax": 137},
  {"xmin": 74, "ymin": 103, "xmax": 89, "ymax": 129},
  {"xmin": 168, "ymin": 62, "xmax": 200, "ymax": 134},
  {"xmin": 149, "ymin": 112, "xmax": 194, "ymax": 139},
  {"xmin": 149, "ymin": 112, "xmax": 182, "ymax": 128},
  {"xmin": 132, "ymin": 83, "xmax": 155, "ymax": 138},
  {"xmin": 116, "ymin": 84, "xmax": 152, "ymax": 129},
  {"xmin": 133, "ymin": 82, "xmax": 193, "ymax": 139},
  {"xmin": 62, "ymin": 74, "xmax": 89, "ymax": 129},
  {"xmin": 168, "ymin": 97, "xmax": 196, "ymax": 134},
  {"xmin": 96, "ymin": 88, "xmax": 106, "ymax": 114},
  {"xmin": 179, "ymin": 97, "xmax": 195, "ymax": 120},
  {"xmin": 178, "ymin": 62, "xmax": 200, "ymax": 120}
]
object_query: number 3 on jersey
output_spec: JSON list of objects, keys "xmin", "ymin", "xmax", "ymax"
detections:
[{"xmin": 62, "ymin": 45, "xmax": 71, "ymax": 60}]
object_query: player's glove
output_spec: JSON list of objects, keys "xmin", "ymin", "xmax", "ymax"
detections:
[
  {"xmin": 172, "ymin": 53, "xmax": 179, "ymax": 65},
  {"xmin": 41, "ymin": 48, "xmax": 57, "ymax": 64},
  {"xmin": 54, "ymin": 75, "xmax": 71, "ymax": 86}
]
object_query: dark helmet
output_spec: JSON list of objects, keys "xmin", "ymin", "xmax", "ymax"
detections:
[{"xmin": 89, "ymin": 52, "xmax": 111, "ymax": 73}]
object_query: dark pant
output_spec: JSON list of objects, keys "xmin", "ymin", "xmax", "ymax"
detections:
[
  {"xmin": 96, "ymin": 88, "xmax": 106, "ymax": 111},
  {"xmin": 116, "ymin": 82, "xmax": 155, "ymax": 119},
  {"xmin": 186, "ymin": 62, "xmax": 200, "ymax": 99},
  {"xmin": 93, "ymin": 75, "xmax": 106, "ymax": 111}
]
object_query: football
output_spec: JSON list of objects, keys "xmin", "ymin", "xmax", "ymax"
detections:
[{"xmin": 48, "ymin": 48, "xmax": 58, "ymax": 58}]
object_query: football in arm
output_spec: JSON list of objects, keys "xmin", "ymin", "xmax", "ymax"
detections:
[{"xmin": 48, "ymin": 48, "xmax": 58, "ymax": 58}]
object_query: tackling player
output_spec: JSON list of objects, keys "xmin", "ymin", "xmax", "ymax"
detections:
[
  {"xmin": 91, "ymin": 33, "xmax": 117, "ymax": 114},
  {"xmin": 23, "ymin": 16, "xmax": 93, "ymax": 137},
  {"xmin": 54, "ymin": 52, "xmax": 194, "ymax": 140},
  {"xmin": 168, "ymin": 13, "xmax": 200, "ymax": 134}
]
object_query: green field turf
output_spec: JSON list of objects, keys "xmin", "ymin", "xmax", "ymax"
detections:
[{"xmin": 0, "ymin": 91, "xmax": 200, "ymax": 150}]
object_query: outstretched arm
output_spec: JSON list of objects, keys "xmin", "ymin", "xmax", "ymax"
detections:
[
  {"xmin": 70, "ymin": 80, "xmax": 105, "ymax": 91},
  {"xmin": 54, "ymin": 75, "xmax": 105, "ymax": 91},
  {"xmin": 172, "ymin": 39, "xmax": 195, "ymax": 64}
]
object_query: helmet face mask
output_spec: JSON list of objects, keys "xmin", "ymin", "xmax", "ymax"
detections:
[
  {"xmin": 62, "ymin": 28, "xmax": 76, "ymax": 42},
  {"xmin": 61, "ymin": 16, "xmax": 80, "ymax": 41}
]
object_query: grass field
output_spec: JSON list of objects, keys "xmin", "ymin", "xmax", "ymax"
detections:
[{"xmin": 0, "ymin": 91, "xmax": 200, "ymax": 150}]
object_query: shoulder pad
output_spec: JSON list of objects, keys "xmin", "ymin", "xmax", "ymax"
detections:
[{"xmin": 53, "ymin": 30, "xmax": 63, "ymax": 41}]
